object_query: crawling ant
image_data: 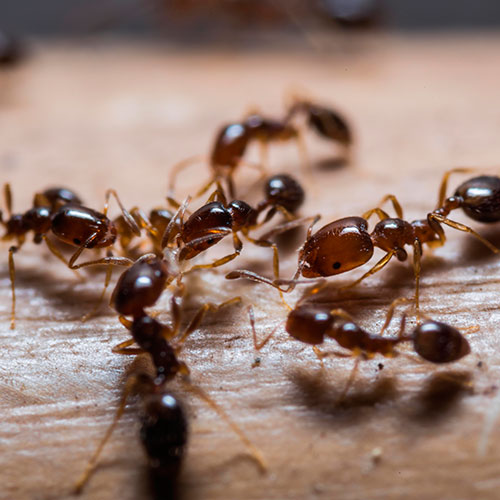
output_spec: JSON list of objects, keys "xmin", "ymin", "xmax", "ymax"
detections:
[
  {"xmin": 228, "ymin": 169, "xmax": 500, "ymax": 313},
  {"xmin": 169, "ymin": 113, "xmax": 303, "ymax": 198},
  {"xmin": 1, "ymin": 183, "xmax": 140, "ymax": 327},
  {"xmin": 249, "ymin": 295, "xmax": 471, "ymax": 399},
  {"xmin": 75, "ymin": 309, "xmax": 266, "ymax": 494}
]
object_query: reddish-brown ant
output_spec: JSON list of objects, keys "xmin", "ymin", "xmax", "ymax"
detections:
[
  {"xmin": 249, "ymin": 295, "xmax": 471, "ymax": 399},
  {"xmin": 1, "ymin": 183, "xmax": 140, "ymax": 327},
  {"xmin": 75, "ymin": 305, "xmax": 266, "ymax": 493},
  {"xmin": 168, "ymin": 112, "xmax": 304, "ymax": 198},
  {"xmin": 228, "ymin": 169, "xmax": 500, "ymax": 313}
]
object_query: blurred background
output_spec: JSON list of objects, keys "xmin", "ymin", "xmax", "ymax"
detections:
[{"xmin": 3, "ymin": 0, "xmax": 500, "ymax": 42}]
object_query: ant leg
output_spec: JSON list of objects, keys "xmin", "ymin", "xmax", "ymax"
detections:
[
  {"xmin": 181, "ymin": 380, "xmax": 266, "ymax": 473},
  {"xmin": 379, "ymin": 297, "xmax": 412, "ymax": 335},
  {"xmin": 436, "ymin": 167, "xmax": 478, "ymax": 208},
  {"xmin": 80, "ymin": 260, "xmax": 114, "ymax": 322},
  {"xmin": 42, "ymin": 236, "xmax": 82, "ymax": 279},
  {"xmin": 168, "ymin": 154, "xmax": 208, "ymax": 196},
  {"xmin": 73, "ymin": 374, "xmax": 139, "ymax": 493},
  {"xmin": 184, "ymin": 232, "xmax": 242, "ymax": 274},
  {"xmin": 340, "ymin": 251, "xmax": 395, "ymax": 290},
  {"xmin": 412, "ymin": 239, "xmax": 423, "ymax": 319},
  {"xmin": 205, "ymin": 180, "xmax": 227, "ymax": 205},
  {"xmin": 338, "ymin": 356, "xmax": 361, "ymax": 403},
  {"xmin": 173, "ymin": 296, "xmax": 242, "ymax": 348},
  {"xmin": 104, "ymin": 189, "xmax": 140, "ymax": 236},
  {"xmin": 363, "ymin": 194, "xmax": 404, "ymax": 221},
  {"xmin": 3, "ymin": 182, "xmax": 12, "ymax": 216},
  {"xmin": 243, "ymin": 233, "xmax": 291, "ymax": 309},
  {"xmin": 259, "ymin": 214, "xmax": 320, "ymax": 241},
  {"xmin": 112, "ymin": 339, "xmax": 144, "ymax": 355},
  {"xmin": 130, "ymin": 207, "xmax": 159, "ymax": 240},
  {"xmin": 428, "ymin": 213, "xmax": 500, "ymax": 254},
  {"xmin": 8, "ymin": 246, "xmax": 17, "ymax": 329},
  {"xmin": 161, "ymin": 196, "xmax": 190, "ymax": 249},
  {"xmin": 247, "ymin": 305, "xmax": 282, "ymax": 350}
]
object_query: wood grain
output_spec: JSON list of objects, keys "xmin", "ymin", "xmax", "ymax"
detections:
[{"xmin": 2, "ymin": 35, "xmax": 500, "ymax": 500}]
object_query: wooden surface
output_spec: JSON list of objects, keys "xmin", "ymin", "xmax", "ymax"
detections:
[{"xmin": 2, "ymin": 35, "xmax": 500, "ymax": 500}]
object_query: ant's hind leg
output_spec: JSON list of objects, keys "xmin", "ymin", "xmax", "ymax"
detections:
[
  {"xmin": 8, "ymin": 246, "xmax": 17, "ymax": 329},
  {"xmin": 248, "ymin": 305, "xmax": 282, "ymax": 350}
]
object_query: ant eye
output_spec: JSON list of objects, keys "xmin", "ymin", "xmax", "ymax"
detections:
[
  {"xmin": 73, "ymin": 238, "xmax": 81, "ymax": 245},
  {"xmin": 332, "ymin": 262, "xmax": 341, "ymax": 270},
  {"xmin": 207, "ymin": 238, "xmax": 215, "ymax": 245}
]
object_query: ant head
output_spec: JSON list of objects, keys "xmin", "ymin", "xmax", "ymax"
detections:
[
  {"xmin": 300, "ymin": 216, "xmax": 374, "ymax": 278},
  {"xmin": 227, "ymin": 200, "xmax": 258, "ymax": 231},
  {"xmin": 412, "ymin": 320, "xmax": 470, "ymax": 363},
  {"xmin": 264, "ymin": 174, "xmax": 305, "ymax": 213},
  {"xmin": 286, "ymin": 305, "xmax": 333, "ymax": 345}
]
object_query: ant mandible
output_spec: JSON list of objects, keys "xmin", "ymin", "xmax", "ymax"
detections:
[
  {"xmin": 228, "ymin": 168, "xmax": 500, "ymax": 314},
  {"xmin": 1, "ymin": 183, "xmax": 141, "ymax": 328}
]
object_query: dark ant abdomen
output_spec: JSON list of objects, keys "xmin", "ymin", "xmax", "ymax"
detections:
[
  {"xmin": 299, "ymin": 216, "xmax": 373, "ymax": 278},
  {"xmin": 112, "ymin": 258, "xmax": 169, "ymax": 317},
  {"xmin": 140, "ymin": 392, "xmax": 188, "ymax": 500},
  {"xmin": 412, "ymin": 320, "xmax": 470, "ymax": 363},
  {"xmin": 455, "ymin": 175, "xmax": 500, "ymax": 223},
  {"xmin": 51, "ymin": 205, "xmax": 117, "ymax": 248},
  {"xmin": 34, "ymin": 187, "xmax": 82, "ymax": 211},
  {"xmin": 307, "ymin": 105, "xmax": 352, "ymax": 146}
]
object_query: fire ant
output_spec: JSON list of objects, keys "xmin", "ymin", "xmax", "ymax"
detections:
[
  {"xmin": 249, "ymin": 295, "xmax": 471, "ymax": 400},
  {"xmin": 74, "ymin": 302, "xmax": 266, "ymax": 494},
  {"xmin": 228, "ymin": 169, "xmax": 500, "ymax": 313},
  {"xmin": 168, "ymin": 113, "xmax": 303, "ymax": 198},
  {"xmin": 1, "ymin": 183, "xmax": 141, "ymax": 328}
]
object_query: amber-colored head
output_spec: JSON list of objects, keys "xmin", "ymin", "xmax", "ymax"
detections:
[
  {"xmin": 413, "ymin": 320, "xmax": 470, "ymax": 363},
  {"xmin": 454, "ymin": 175, "xmax": 500, "ymax": 223},
  {"xmin": 50, "ymin": 205, "xmax": 117, "ymax": 248},
  {"xmin": 264, "ymin": 174, "xmax": 305, "ymax": 213},
  {"xmin": 286, "ymin": 305, "xmax": 334, "ymax": 345},
  {"xmin": 299, "ymin": 216, "xmax": 374, "ymax": 278},
  {"xmin": 112, "ymin": 257, "xmax": 169, "ymax": 317}
]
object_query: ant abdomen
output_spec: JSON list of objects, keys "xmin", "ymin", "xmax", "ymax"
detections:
[
  {"xmin": 306, "ymin": 104, "xmax": 352, "ymax": 146},
  {"xmin": 112, "ymin": 257, "xmax": 169, "ymax": 317},
  {"xmin": 140, "ymin": 391, "xmax": 188, "ymax": 500},
  {"xmin": 286, "ymin": 306, "xmax": 334, "ymax": 345},
  {"xmin": 33, "ymin": 187, "xmax": 82, "ymax": 211},
  {"xmin": 412, "ymin": 320, "xmax": 470, "ymax": 363},
  {"xmin": 299, "ymin": 216, "xmax": 373, "ymax": 277},
  {"xmin": 454, "ymin": 175, "xmax": 500, "ymax": 223},
  {"xmin": 264, "ymin": 174, "xmax": 305, "ymax": 214}
]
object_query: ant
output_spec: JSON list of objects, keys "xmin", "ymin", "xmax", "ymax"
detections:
[
  {"xmin": 169, "ymin": 113, "xmax": 302, "ymax": 198},
  {"xmin": 75, "ymin": 306, "xmax": 266, "ymax": 494},
  {"xmin": 228, "ymin": 168, "xmax": 500, "ymax": 314},
  {"xmin": 249, "ymin": 295, "xmax": 471, "ymax": 400},
  {"xmin": 160, "ymin": 176, "xmax": 312, "ymax": 289},
  {"xmin": 1, "ymin": 183, "xmax": 141, "ymax": 327}
]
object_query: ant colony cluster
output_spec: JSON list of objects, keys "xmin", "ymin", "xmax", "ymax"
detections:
[{"xmin": 3, "ymin": 92, "xmax": 494, "ymax": 498}]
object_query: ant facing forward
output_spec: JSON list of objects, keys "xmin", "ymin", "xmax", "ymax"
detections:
[
  {"xmin": 228, "ymin": 169, "xmax": 500, "ymax": 313},
  {"xmin": 1, "ymin": 183, "xmax": 140, "ymax": 327}
]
